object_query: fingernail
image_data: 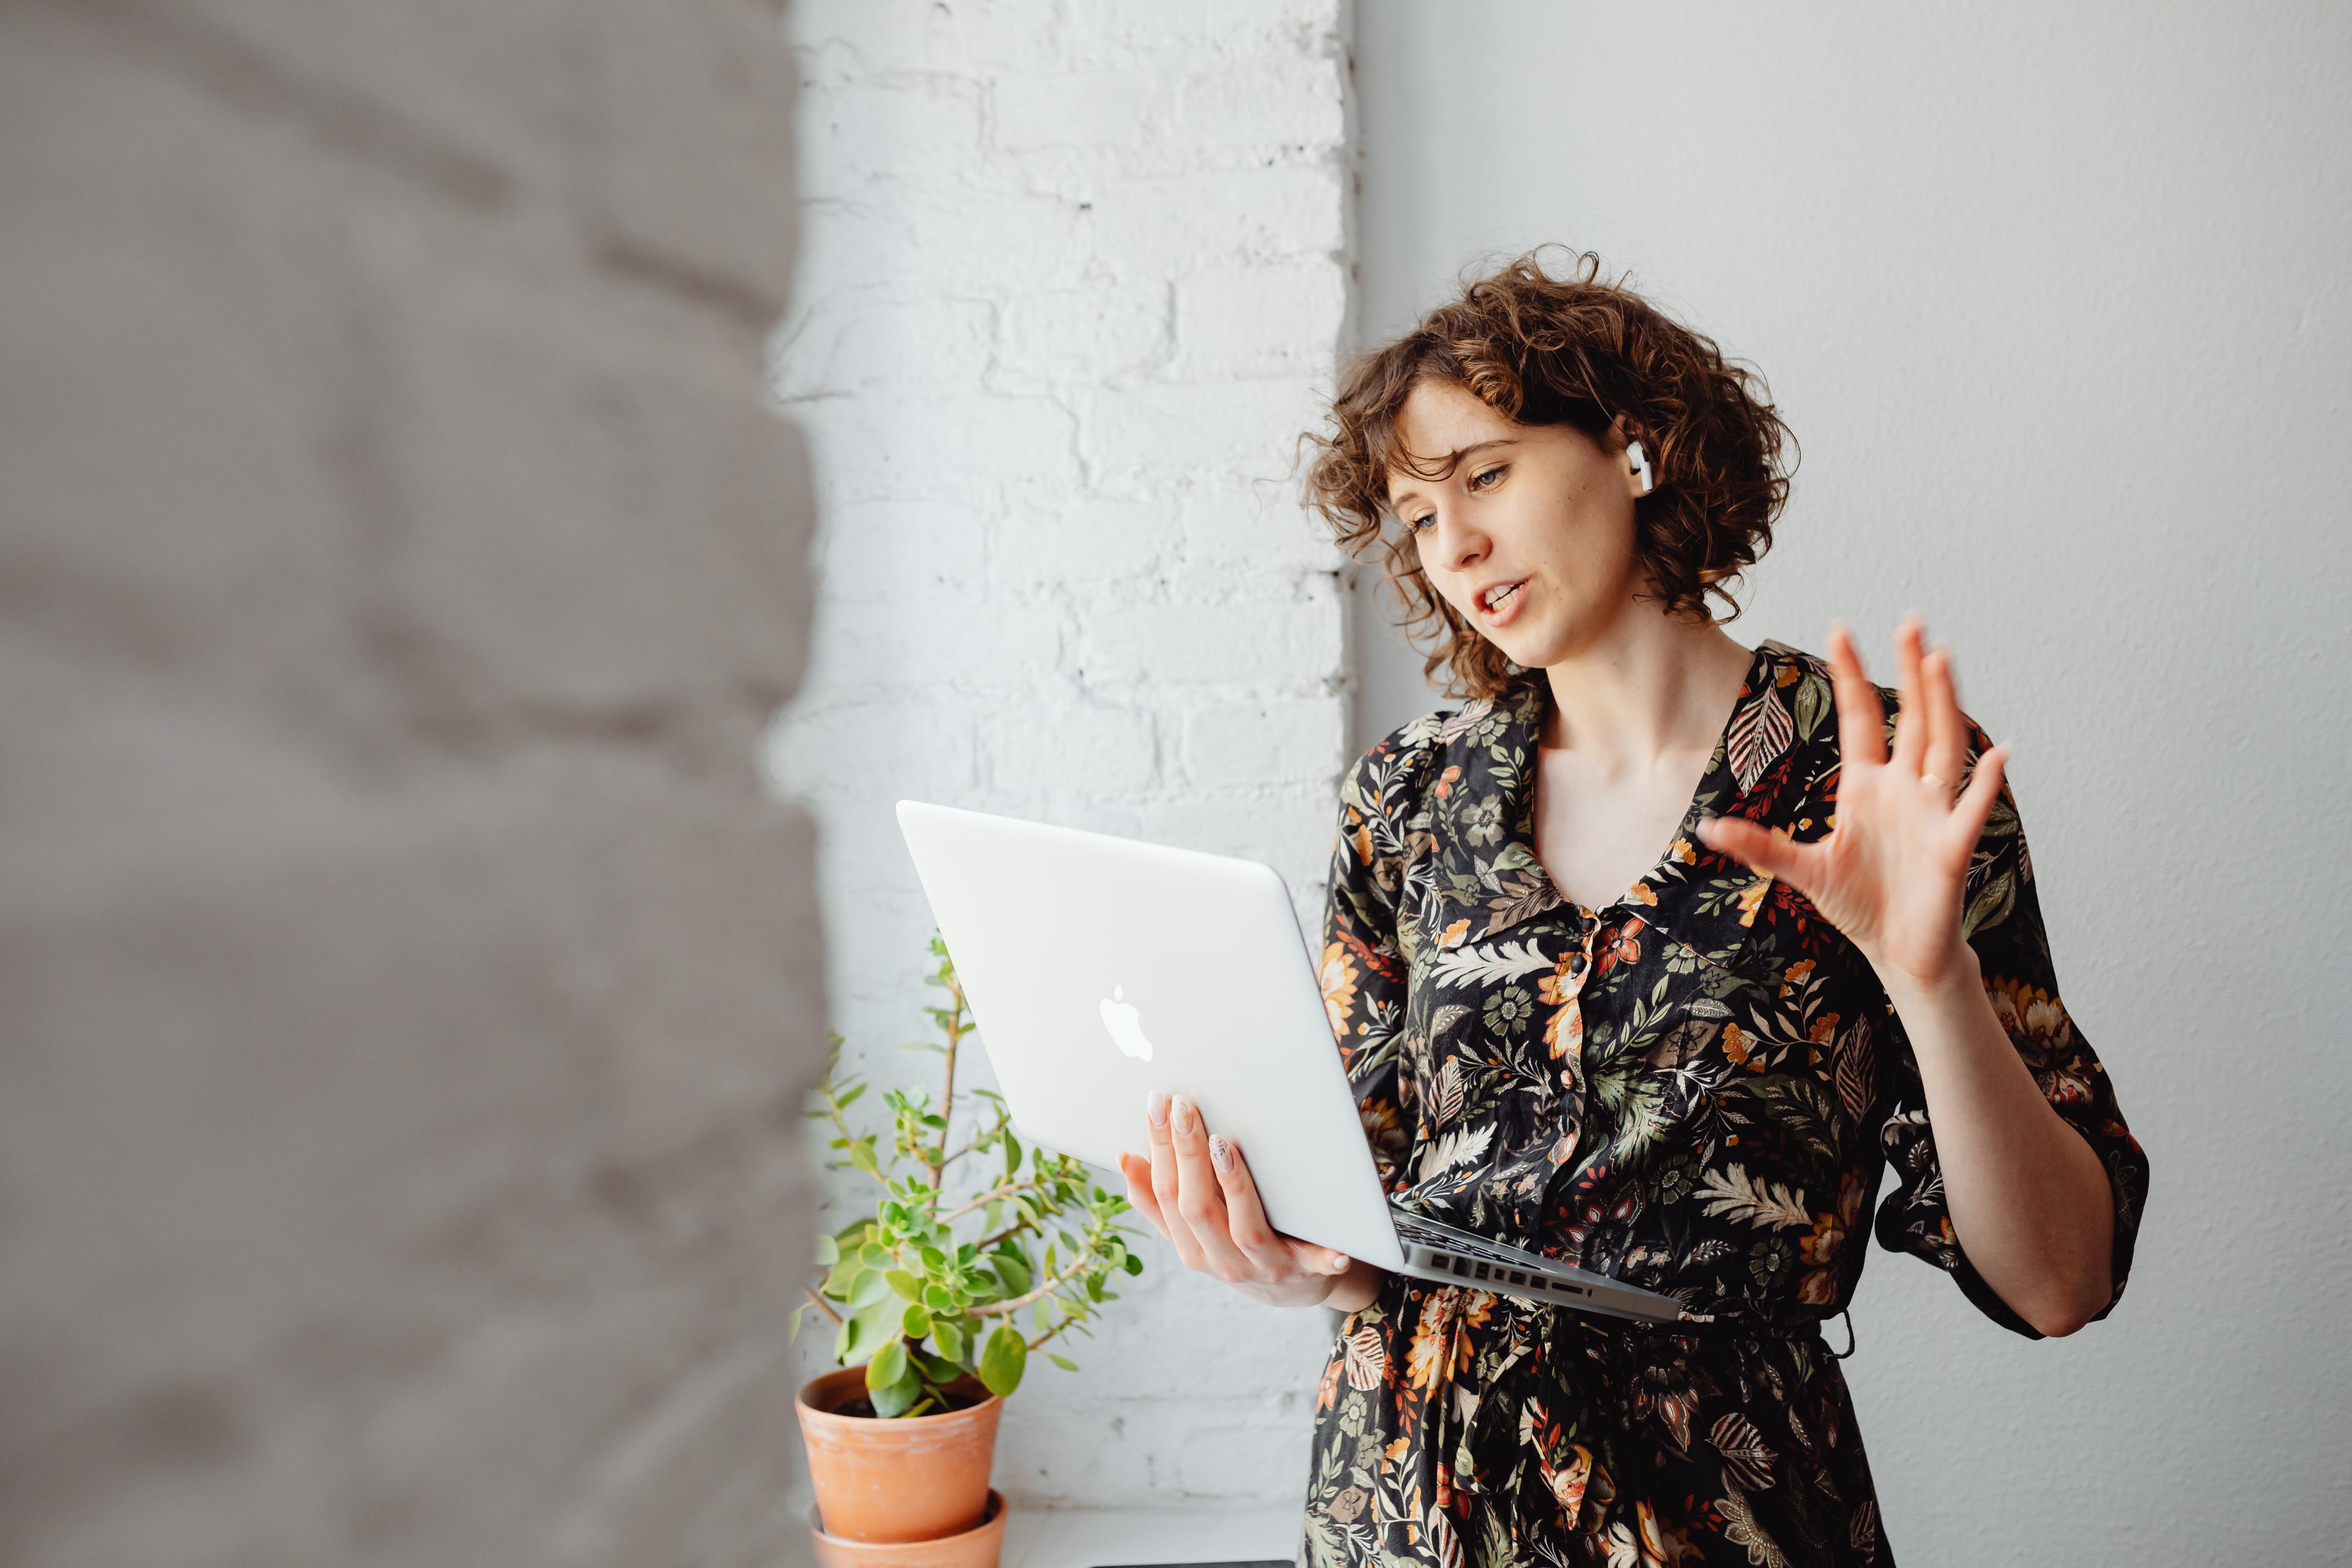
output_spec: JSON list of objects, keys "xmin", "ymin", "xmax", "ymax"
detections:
[
  {"xmin": 1210, "ymin": 1133, "xmax": 1232, "ymax": 1170},
  {"xmin": 1327, "ymin": 1251, "xmax": 1348, "ymax": 1272},
  {"xmin": 1170, "ymin": 1096, "xmax": 1196, "ymax": 1136},
  {"xmin": 1147, "ymin": 1088, "xmax": 1168, "ymax": 1128}
]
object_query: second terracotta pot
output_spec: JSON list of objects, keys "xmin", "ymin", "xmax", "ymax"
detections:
[{"xmin": 796, "ymin": 1367, "xmax": 1005, "ymax": 1543}]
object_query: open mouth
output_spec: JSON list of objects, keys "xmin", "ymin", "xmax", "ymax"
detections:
[{"xmin": 1479, "ymin": 579, "xmax": 1526, "ymax": 616}]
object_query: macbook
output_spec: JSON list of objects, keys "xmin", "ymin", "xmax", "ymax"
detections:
[{"xmin": 892, "ymin": 799, "xmax": 1686, "ymax": 1323}]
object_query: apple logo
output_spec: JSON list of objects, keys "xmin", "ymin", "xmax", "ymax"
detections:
[{"xmin": 1099, "ymin": 984, "xmax": 1155, "ymax": 1061}]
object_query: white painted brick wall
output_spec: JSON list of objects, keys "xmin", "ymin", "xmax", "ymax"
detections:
[{"xmin": 766, "ymin": 0, "xmax": 1354, "ymax": 1516}]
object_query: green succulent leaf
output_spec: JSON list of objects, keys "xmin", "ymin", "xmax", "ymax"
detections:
[
  {"xmin": 886, "ymin": 1269, "xmax": 923, "ymax": 1302},
  {"xmin": 868, "ymin": 1365, "xmax": 923, "ymax": 1418},
  {"xmin": 902, "ymin": 1302, "xmax": 932, "ymax": 1339},
  {"xmin": 931, "ymin": 1318, "xmax": 964, "ymax": 1362},
  {"xmin": 978, "ymin": 1324, "xmax": 1027, "ymax": 1398},
  {"xmin": 850, "ymin": 1294, "xmax": 902, "ymax": 1355},
  {"xmin": 813, "ymin": 1234, "xmax": 839, "ymax": 1267},
  {"xmin": 867, "ymin": 1338, "xmax": 908, "ymax": 1392},
  {"xmin": 1046, "ymin": 1352, "xmax": 1077, "ymax": 1372}
]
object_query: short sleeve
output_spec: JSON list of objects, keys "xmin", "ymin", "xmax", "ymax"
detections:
[
  {"xmin": 1872, "ymin": 722, "xmax": 2152, "ymax": 1338},
  {"xmin": 1320, "ymin": 741, "xmax": 1415, "ymax": 1196}
]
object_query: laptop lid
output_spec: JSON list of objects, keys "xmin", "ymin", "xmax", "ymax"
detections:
[{"xmin": 894, "ymin": 799, "xmax": 1408, "ymax": 1273}]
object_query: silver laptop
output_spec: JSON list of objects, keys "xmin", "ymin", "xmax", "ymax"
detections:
[{"xmin": 893, "ymin": 799, "xmax": 1686, "ymax": 1324}]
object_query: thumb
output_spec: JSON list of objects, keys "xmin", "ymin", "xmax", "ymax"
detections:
[{"xmin": 1695, "ymin": 813, "xmax": 1793, "ymax": 882}]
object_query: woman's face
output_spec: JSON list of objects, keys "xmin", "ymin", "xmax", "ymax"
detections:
[{"xmin": 1385, "ymin": 378, "xmax": 1648, "ymax": 669}]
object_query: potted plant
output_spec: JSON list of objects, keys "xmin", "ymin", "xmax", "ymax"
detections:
[{"xmin": 793, "ymin": 933, "xmax": 1146, "ymax": 1554}]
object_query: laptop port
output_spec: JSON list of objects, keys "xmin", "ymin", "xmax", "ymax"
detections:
[{"xmin": 1473, "ymin": 1262, "xmax": 1490, "ymax": 1280}]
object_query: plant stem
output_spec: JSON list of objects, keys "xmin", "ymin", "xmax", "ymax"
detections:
[
  {"xmin": 941, "ymin": 1175, "xmax": 1047, "ymax": 1223},
  {"xmin": 804, "ymin": 1286, "xmax": 844, "ymax": 1325},
  {"xmin": 925, "ymin": 968, "xmax": 966, "ymax": 1218},
  {"xmin": 969, "ymin": 1267, "xmax": 1083, "ymax": 1319},
  {"xmin": 974, "ymin": 1221, "xmax": 1036, "ymax": 1251}
]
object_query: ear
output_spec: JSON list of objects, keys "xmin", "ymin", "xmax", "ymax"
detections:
[{"xmin": 1611, "ymin": 420, "xmax": 1654, "ymax": 498}]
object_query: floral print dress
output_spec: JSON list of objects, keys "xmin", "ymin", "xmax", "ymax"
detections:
[{"xmin": 1297, "ymin": 638, "xmax": 2149, "ymax": 1568}]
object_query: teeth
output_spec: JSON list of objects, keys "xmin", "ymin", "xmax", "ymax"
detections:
[{"xmin": 1483, "ymin": 581, "xmax": 1523, "ymax": 612}]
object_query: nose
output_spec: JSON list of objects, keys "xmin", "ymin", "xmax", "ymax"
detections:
[{"xmin": 1427, "ymin": 506, "xmax": 1488, "ymax": 576}]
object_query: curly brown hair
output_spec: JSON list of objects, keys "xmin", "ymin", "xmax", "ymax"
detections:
[{"xmin": 1298, "ymin": 245, "xmax": 1797, "ymax": 701}]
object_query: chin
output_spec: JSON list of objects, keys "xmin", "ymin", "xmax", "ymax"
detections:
[{"xmin": 1492, "ymin": 625, "xmax": 1564, "ymax": 667}]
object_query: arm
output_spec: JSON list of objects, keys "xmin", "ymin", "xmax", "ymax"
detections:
[
  {"xmin": 1880, "ymin": 946, "xmax": 2113, "ymax": 1334},
  {"xmin": 1700, "ymin": 616, "xmax": 2144, "ymax": 1338}
]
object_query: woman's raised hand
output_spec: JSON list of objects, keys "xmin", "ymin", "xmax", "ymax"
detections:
[
  {"xmin": 1695, "ymin": 614, "xmax": 2009, "ymax": 991},
  {"xmin": 1117, "ymin": 1088, "xmax": 1367, "ymax": 1311}
]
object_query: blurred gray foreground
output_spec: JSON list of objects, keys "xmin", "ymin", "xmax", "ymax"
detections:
[{"xmin": 0, "ymin": 2, "xmax": 827, "ymax": 1563}]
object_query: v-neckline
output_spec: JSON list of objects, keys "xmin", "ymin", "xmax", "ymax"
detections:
[{"xmin": 1511, "ymin": 639, "xmax": 1776, "ymax": 924}]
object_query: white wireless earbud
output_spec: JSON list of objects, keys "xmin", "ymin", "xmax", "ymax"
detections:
[{"xmin": 1627, "ymin": 439, "xmax": 1654, "ymax": 496}]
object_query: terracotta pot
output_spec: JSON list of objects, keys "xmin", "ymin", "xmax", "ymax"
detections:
[
  {"xmin": 796, "ymin": 1366, "xmax": 1005, "ymax": 1544},
  {"xmin": 807, "ymin": 1488, "xmax": 1006, "ymax": 1568}
]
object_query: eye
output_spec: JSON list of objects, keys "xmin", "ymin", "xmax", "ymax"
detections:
[{"xmin": 1404, "ymin": 467, "xmax": 1505, "ymax": 533}]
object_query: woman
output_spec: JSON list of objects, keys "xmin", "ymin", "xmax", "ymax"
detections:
[{"xmin": 1115, "ymin": 249, "xmax": 2150, "ymax": 1566}]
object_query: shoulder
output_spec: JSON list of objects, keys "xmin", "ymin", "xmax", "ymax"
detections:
[
  {"xmin": 1340, "ymin": 673, "xmax": 1528, "ymax": 821},
  {"xmin": 1336, "ymin": 710, "xmax": 1441, "ymax": 831}
]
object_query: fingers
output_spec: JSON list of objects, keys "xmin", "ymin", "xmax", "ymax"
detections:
[
  {"xmin": 1117, "ymin": 1150, "xmax": 1169, "ymax": 1242},
  {"xmin": 1140, "ymin": 1088, "xmax": 1206, "ymax": 1271},
  {"xmin": 1825, "ymin": 620, "xmax": 1888, "ymax": 771},
  {"xmin": 1890, "ymin": 615, "xmax": 1929, "ymax": 775},
  {"xmin": 1138, "ymin": 1089, "xmax": 1253, "ymax": 1280},
  {"xmin": 1163, "ymin": 1094, "xmax": 1254, "ymax": 1280},
  {"xmin": 1126, "ymin": 1093, "xmax": 1342, "ymax": 1288},
  {"xmin": 1210, "ymin": 1133, "xmax": 1350, "ymax": 1279},
  {"xmin": 1952, "ymin": 739, "xmax": 2009, "ymax": 845},
  {"xmin": 1694, "ymin": 812, "xmax": 1798, "ymax": 882},
  {"xmin": 1920, "ymin": 641, "xmax": 1970, "ymax": 800}
]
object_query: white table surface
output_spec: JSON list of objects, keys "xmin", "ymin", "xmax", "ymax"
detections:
[{"xmin": 997, "ymin": 1504, "xmax": 1301, "ymax": 1568}]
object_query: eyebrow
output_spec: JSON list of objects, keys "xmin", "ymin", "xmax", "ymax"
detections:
[{"xmin": 1386, "ymin": 439, "xmax": 1520, "ymax": 508}]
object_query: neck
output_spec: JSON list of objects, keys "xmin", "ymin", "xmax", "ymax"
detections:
[{"xmin": 1537, "ymin": 612, "xmax": 1755, "ymax": 770}]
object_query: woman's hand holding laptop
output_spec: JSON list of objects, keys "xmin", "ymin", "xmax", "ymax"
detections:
[{"xmin": 1117, "ymin": 1088, "xmax": 1388, "ymax": 1313}]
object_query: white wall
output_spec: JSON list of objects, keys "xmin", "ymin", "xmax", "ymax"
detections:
[
  {"xmin": 1352, "ymin": 2, "xmax": 2350, "ymax": 1562},
  {"xmin": 767, "ymin": 0, "xmax": 1355, "ymax": 1513}
]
